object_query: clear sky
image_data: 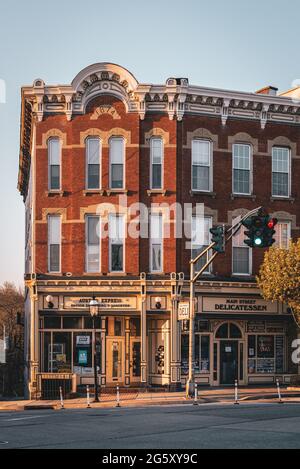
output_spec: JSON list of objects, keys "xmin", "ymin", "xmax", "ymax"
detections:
[{"xmin": 0, "ymin": 0, "xmax": 299, "ymax": 286}]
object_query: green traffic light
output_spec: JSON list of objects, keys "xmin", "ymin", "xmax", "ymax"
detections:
[{"xmin": 254, "ymin": 238, "xmax": 262, "ymax": 246}]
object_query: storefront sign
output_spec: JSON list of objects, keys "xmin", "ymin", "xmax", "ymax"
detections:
[
  {"xmin": 178, "ymin": 302, "xmax": 190, "ymax": 320},
  {"xmin": 64, "ymin": 296, "xmax": 137, "ymax": 310},
  {"xmin": 201, "ymin": 297, "xmax": 278, "ymax": 314},
  {"xmin": 76, "ymin": 335, "xmax": 91, "ymax": 346}
]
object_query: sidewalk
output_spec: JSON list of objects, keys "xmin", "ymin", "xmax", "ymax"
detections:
[{"xmin": 1, "ymin": 386, "xmax": 300, "ymax": 411}]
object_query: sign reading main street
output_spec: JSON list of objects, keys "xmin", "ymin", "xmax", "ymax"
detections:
[
  {"xmin": 201, "ymin": 296, "xmax": 278, "ymax": 314},
  {"xmin": 63, "ymin": 296, "xmax": 137, "ymax": 310}
]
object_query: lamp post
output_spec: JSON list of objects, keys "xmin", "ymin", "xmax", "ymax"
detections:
[{"xmin": 89, "ymin": 296, "xmax": 100, "ymax": 403}]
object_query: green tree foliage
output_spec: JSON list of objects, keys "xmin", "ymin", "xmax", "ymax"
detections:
[
  {"xmin": 0, "ymin": 282, "xmax": 24, "ymax": 396},
  {"xmin": 257, "ymin": 239, "xmax": 300, "ymax": 327}
]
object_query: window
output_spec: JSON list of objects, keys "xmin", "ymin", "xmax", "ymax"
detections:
[
  {"xmin": 86, "ymin": 215, "xmax": 100, "ymax": 272},
  {"xmin": 48, "ymin": 138, "xmax": 61, "ymax": 190},
  {"xmin": 109, "ymin": 137, "xmax": 125, "ymax": 189},
  {"xmin": 191, "ymin": 139, "xmax": 211, "ymax": 192},
  {"xmin": 191, "ymin": 216, "xmax": 212, "ymax": 273},
  {"xmin": 274, "ymin": 222, "xmax": 291, "ymax": 249},
  {"xmin": 109, "ymin": 214, "xmax": 125, "ymax": 272},
  {"xmin": 233, "ymin": 144, "xmax": 251, "ymax": 194},
  {"xmin": 150, "ymin": 213, "xmax": 163, "ymax": 273},
  {"xmin": 150, "ymin": 138, "xmax": 163, "ymax": 189},
  {"xmin": 195, "ymin": 335, "xmax": 210, "ymax": 373},
  {"xmin": 86, "ymin": 137, "xmax": 100, "ymax": 189},
  {"xmin": 48, "ymin": 215, "xmax": 61, "ymax": 272},
  {"xmin": 272, "ymin": 147, "xmax": 290, "ymax": 197},
  {"xmin": 232, "ymin": 217, "xmax": 251, "ymax": 275}
]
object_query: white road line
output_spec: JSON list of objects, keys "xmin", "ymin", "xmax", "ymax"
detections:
[{"xmin": 5, "ymin": 415, "xmax": 46, "ymax": 422}]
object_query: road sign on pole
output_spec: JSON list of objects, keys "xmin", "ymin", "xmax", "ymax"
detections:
[{"xmin": 178, "ymin": 302, "xmax": 190, "ymax": 321}]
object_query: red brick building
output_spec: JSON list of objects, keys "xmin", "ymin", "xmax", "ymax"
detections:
[{"xmin": 18, "ymin": 63, "xmax": 300, "ymax": 398}]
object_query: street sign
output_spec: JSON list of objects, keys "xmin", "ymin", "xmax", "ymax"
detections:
[{"xmin": 178, "ymin": 302, "xmax": 190, "ymax": 320}]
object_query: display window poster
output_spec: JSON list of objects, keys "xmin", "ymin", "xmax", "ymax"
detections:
[
  {"xmin": 78, "ymin": 349, "xmax": 88, "ymax": 365},
  {"xmin": 257, "ymin": 336, "xmax": 274, "ymax": 358}
]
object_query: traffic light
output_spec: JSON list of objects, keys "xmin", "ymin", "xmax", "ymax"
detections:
[
  {"xmin": 210, "ymin": 226, "xmax": 225, "ymax": 253},
  {"xmin": 242, "ymin": 215, "xmax": 278, "ymax": 248}
]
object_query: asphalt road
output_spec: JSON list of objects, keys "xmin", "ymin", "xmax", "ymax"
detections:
[{"xmin": 1, "ymin": 403, "xmax": 300, "ymax": 449}]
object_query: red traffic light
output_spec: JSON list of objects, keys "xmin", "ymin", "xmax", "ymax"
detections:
[{"xmin": 267, "ymin": 218, "xmax": 278, "ymax": 229}]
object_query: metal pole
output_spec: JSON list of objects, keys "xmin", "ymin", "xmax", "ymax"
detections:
[
  {"xmin": 86, "ymin": 385, "xmax": 91, "ymax": 408},
  {"xmin": 116, "ymin": 385, "xmax": 121, "ymax": 407},
  {"xmin": 59, "ymin": 386, "xmax": 64, "ymax": 409},
  {"xmin": 186, "ymin": 261, "xmax": 195, "ymax": 398},
  {"xmin": 93, "ymin": 316, "xmax": 99, "ymax": 403},
  {"xmin": 234, "ymin": 380, "xmax": 239, "ymax": 405},
  {"xmin": 276, "ymin": 379, "xmax": 283, "ymax": 404}
]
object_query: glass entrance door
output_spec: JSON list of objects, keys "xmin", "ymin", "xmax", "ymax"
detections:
[
  {"xmin": 107, "ymin": 339, "xmax": 123, "ymax": 383},
  {"xmin": 220, "ymin": 341, "xmax": 238, "ymax": 385}
]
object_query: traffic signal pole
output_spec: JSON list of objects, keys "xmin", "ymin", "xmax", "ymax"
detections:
[{"xmin": 186, "ymin": 206, "xmax": 264, "ymax": 398}]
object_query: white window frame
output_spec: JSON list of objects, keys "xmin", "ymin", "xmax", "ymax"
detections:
[
  {"xmin": 150, "ymin": 213, "xmax": 163, "ymax": 273},
  {"xmin": 232, "ymin": 218, "xmax": 252, "ymax": 276},
  {"xmin": 274, "ymin": 221, "xmax": 291, "ymax": 249},
  {"xmin": 191, "ymin": 139, "xmax": 213, "ymax": 192},
  {"xmin": 48, "ymin": 137, "xmax": 61, "ymax": 191},
  {"xmin": 48, "ymin": 215, "xmax": 61, "ymax": 273},
  {"xmin": 85, "ymin": 137, "xmax": 101, "ymax": 190},
  {"xmin": 191, "ymin": 215, "xmax": 212, "ymax": 274},
  {"xmin": 85, "ymin": 215, "xmax": 101, "ymax": 273},
  {"xmin": 109, "ymin": 137, "xmax": 125, "ymax": 190},
  {"xmin": 109, "ymin": 214, "xmax": 125, "ymax": 273},
  {"xmin": 232, "ymin": 143, "xmax": 252, "ymax": 195},
  {"xmin": 271, "ymin": 147, "xmax": 291, "ymax": 198},
  {"xmin": 150, "ymin": 137, "xmax": 163, "ymax": 190}
]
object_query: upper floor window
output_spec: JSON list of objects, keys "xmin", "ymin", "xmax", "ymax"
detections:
[
  {"xmin": 191, "ymin": 139, "xmax": 212, "ymax": 192},
  {"xmin": 150, "ymin": 138, "xmax": 163, "ymax": 189},
  {"xmin": 150, "ymin": 213, "xmax": 163, "ymax": 273},
  {"xmin": 109, "ymin": 214, "xmax": 125, "ymax": 272},
  {"xmin": 191, "ymin": 215, "xmax": 212, "ymax": 273},
  {"xmin": 86, "ymin": 137, "xmax": 101, "ymax": 189},
  {"xmin": 232, "ymin": 218, "xmax": 251, "ymax": 275},
  {"xmin": 48, "ymin": 138, "xmax": 61, "ymax": 190},
  {"xmin": 48, "ymin": 215, "xmax": 61, "ymax": 272},
  {"xmin": 272, "ymin": 147, "xmax": 291, "ymax": 197},
  {"xmin": 109, "ymin": 137, "xmax": 125, "ymax": 189},
  {"xmin": 274, "ymin": 221, "xmax": 291, "ymax": 249},
  {"xmin": 86, "ymin": 215, "xmax": 100, "ymax": 272},
  {"xmin": 233, "ymin": 144, "xmax": 251, "ymax": 195}
]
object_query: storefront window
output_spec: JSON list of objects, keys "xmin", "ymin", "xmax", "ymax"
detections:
[
  {"xmin": 114, "ymin": 318, "xmax": 122, "ymax": 336},
  {"xmin": 247, "ymin": 335, "xmax": 280, "ymax": 374},
  {"xmin": 44, "ymin": 316, "xmax": 61, "ymax": 329},
  {"xmin": 63, "ymin": 316, "xmax": 82, "ymax": 329},
  {"xmin": 195, "ymin": 335, "xmax": 210, "ymax": 373},
  {"xmin": 181, "ymin": 335, "xmax": 189, "ymax": 374},
  {"xmin": 83, "ymin": 316, "xmax": 101, "ymax": 329},
  {"xmin": 73, "ymin": 332, "xmax": 92, "ymax": 370},
  {"xmin": 50, "ymin": 332, "xmax": 72, "ymax": 372}
]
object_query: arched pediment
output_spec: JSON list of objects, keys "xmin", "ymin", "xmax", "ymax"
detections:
[{"xmin": 71, "ymin": 63, "xmax": 139, "ymax": 112}]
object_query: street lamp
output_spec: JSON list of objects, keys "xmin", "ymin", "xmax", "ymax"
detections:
[{"xmin": 89, "ymin": 296, "xmax": 100, "ymax": 403}]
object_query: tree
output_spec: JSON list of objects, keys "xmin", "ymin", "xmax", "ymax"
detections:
[
  {"xmin": 257, "ymin": 239, "xmax": 300, "ymax": 327},
  {"xmin": 0, "ymin": 282, "xmax": 24, "ymax": 396}
]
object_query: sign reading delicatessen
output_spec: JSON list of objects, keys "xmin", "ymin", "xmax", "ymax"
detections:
[{"xmin": 200, "ymin": 297, "xmax": 279, "ymax": 314}]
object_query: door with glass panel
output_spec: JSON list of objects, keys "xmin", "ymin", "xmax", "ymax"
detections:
[
  {"xmin": 106, "ymin": 338, "xmax": 124, "ymax": 383},
  {"xmin": 130, "ymin": 340, "xmax": 141, "ymax": 383}
]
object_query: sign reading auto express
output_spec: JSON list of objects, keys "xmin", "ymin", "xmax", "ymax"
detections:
[
  {"xmin": 63, "ymin": 296, "xmax": 137, "ymax": 310},
  {"xmin": 201, "ymin": 297, "xmax": 278, "ymax": 314}
]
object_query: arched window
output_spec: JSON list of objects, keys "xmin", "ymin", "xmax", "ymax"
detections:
[
  {"xmin": 216, "ymin": 322, "xmax": 242, "ymax": 339},
  {"xmin": 86, "ymin": 137, "xmax": 101, "ymax": 189}
]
